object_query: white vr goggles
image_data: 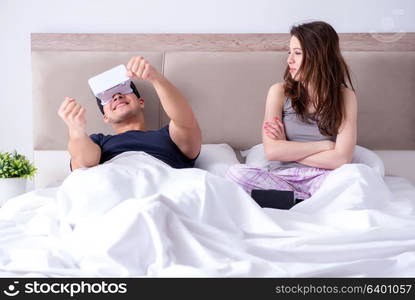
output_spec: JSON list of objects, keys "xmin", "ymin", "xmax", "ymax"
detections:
[{"xmin": 88, "ymin": 64, "xmax": 133, "ymax": 105}]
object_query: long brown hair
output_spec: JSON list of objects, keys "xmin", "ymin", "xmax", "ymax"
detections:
[{"xmin": 283, "ymin": 21, "xmax": 354, "ymax": 136}]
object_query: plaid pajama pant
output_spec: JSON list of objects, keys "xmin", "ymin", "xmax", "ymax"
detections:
[{"xmin": 225, "ymin": 164, "xmax": 331, "ymax": 200}]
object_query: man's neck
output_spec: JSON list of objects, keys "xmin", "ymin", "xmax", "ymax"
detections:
[{"xmin": 113, "ymin": 120, "xmax": 147, "ymax": 134}]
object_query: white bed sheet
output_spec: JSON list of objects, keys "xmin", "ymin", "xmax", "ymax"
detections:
[{"xmin": 1, "ymin": 152, "xmax": 415, "ymax": 277}]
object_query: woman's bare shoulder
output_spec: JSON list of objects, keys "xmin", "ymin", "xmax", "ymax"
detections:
[
  {"xmin": 269, "ymin": 82, "xmax": 285, "ymax": 93},
  {"xmin": 267, "ymin": 82, "xmax": 286, "ymax": 104}
]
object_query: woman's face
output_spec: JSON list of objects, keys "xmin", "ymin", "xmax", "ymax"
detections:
[{"xmin": 287, "ymin": 35, "xmax": 303, "ymax": 81}]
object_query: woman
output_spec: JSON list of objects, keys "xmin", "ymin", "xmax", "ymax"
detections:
[{"xmin": 226, "ymin": 21, "xmax": 357, "ymax": 204}]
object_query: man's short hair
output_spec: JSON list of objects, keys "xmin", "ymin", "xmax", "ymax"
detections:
[{"xmin": 96, "ymin": 81, "xmax": 141, "ymax": 115}]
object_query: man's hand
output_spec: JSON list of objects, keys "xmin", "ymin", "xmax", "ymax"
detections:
[
  {"xmin": 58, "ymin": 97, "xmax": 87, "ymax": 137},
  {"xmin": 263, "ymin": 117, "xmax": 286, "ymax": 140},
  {"xmin": 126, "ymin": 56, "xmax": 160, "ymax": 82}
]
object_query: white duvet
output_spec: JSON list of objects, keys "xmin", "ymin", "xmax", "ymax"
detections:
[{"xmin": 0, "ymin": 151, "xmax": 415, "ymax": 277}]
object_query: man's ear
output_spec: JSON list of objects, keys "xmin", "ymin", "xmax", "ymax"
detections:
[
  {"xmin": 103, "ymin": 114, "xmax": 109, "ymax": 123},
  {"xmin": 139, "ymin": 98, "xmax": 145, "ymax": 108}
]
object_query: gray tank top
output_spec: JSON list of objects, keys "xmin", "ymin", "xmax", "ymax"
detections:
[{"xmin": 268, "ymin": 98, "xmax": 336, "ymax": 169}]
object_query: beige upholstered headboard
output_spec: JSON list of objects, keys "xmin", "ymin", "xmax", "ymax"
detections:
[
  {"xmin": 31, "ymin": 33, "xmax": 415, "ymax": 186},
  {"xmin": 32, "ymin": 33, "xmax": 415, "ymax": 151}
]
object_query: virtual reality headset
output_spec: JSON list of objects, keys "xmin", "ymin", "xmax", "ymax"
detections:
[{"xmin": 88, "ymin": 64, "xmax": 133, "ymax": 105}]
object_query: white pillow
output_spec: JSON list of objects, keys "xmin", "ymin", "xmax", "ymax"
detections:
[
  {"xmin": 241, "ymin": 144, "xmax": 385, "ymax": 176},
  {"xmin": 352, "ymin": 145, "xmax": 385, "ymax": 176},
  {"xmin": 240, "ymin": 143, "xmax": 269, "ymax": 168},
  {"xmin": 195, "ymin": 144, "xmax": 240, "ymax": 177}
]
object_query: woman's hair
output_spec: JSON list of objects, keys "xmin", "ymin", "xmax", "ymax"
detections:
[{"xmin": 283, "ymin": 21, "xmax": 354, "ymax": 136}]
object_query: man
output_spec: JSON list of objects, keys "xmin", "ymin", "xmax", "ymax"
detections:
[{"xmin": 58, "ymin": 56, "xmax": 202, "ymax": 170}]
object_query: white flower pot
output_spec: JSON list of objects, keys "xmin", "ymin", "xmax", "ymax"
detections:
[{"xmin": 0, "ymin": 177, "xmax": 27, "ymax": 206}]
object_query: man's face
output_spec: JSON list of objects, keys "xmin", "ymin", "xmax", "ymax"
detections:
[{"xmin": 103, "ymin": 92, "xmax": 144, "ymax": 123}]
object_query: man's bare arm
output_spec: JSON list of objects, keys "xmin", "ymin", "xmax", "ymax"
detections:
[
  {"xmin": 126, "ymin": 56, "xmax": 201, "ymax": 159},
  {"xmin": 58, "ymin": 97, "xmax": 101, "ymax": 170}
]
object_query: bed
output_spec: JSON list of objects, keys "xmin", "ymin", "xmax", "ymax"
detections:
[{"xmin": 0, "ymin": 33, "xmax": 414, "ymax": 277}]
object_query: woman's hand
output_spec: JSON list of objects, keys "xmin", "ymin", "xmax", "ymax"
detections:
[{"xmin": 263, "ymin": 117, "xmax": 286, "ymax": 140}]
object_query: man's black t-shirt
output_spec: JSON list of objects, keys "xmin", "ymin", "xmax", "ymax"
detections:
[{"xmin": 89, "ymin": 125, "xmax": 197, "ymax": 168}]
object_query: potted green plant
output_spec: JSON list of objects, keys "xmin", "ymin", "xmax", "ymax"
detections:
[{"xmin": 0, "ymin": 151, "xmax": 37, "ymax": 205}]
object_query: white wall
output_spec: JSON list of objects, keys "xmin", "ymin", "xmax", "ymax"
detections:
[{"xmin": 0, "ymin": 0, "xmax": 414, "ymax": 159}]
